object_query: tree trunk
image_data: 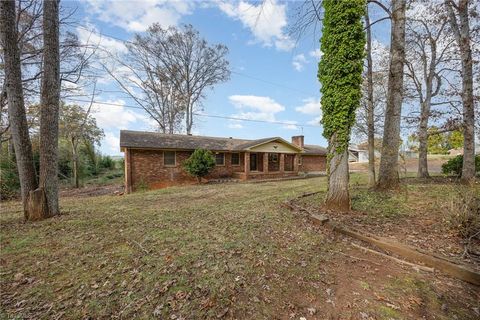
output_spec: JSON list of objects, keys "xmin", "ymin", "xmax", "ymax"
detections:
[
  {"xmin": 71, "ymin": 137, "xmax": 79, "ymax": 188},
  {"xmin": 325, "ymin": 134, "xmax": 350, "ymax": 212},
  {"xmin": 0, "ymin": 0, "xmax": 38, "ymax": 218},
  {"xmin": 417, "ymin": 104, "xmax": 430, "ymax": 178},
  {"xmin": 35, "ymin": 0, "xmax": 61, "ymax": 217},
  {"xmin": 365, "ymin": 5, "xmax": 376, "ymax": 188},
  {"xmin": 446, "ymin": 0, "xmax": 475, "ymax": 184},
  {"xmin": 377, "ymin": 0, "xmax": 406, "ymax": 190}
]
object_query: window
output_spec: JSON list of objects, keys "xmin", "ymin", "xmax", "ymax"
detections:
[
  {"xmin": 164, "ymin": 151, "xmax": 176, "ymax": 166},
  {"xmin": 215, "ymin": 153, "xmax": 225, "ymax": 166},
  {"xmin": 268, "ymin": 153, "xmax": 278, "ymax": 163},
  {"xmin": 231, "ymin": 153, "xmax": 240, "ymax": 165}
]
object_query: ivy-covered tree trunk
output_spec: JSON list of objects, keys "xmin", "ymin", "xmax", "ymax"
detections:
[
  {"xmin": 318, "ymin": 0, "xmax": 365, "ymax": 211},
  {"xmin": 377, "ymin": 0, "xmax": 406, "ymax": 190}
]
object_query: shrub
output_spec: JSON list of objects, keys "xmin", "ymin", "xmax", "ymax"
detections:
[
  {"xmin": 0, "ymin": 158, "xmax": 20, "ymax": 200},
  {"xmin": 183, "ymin": 149, "xmax": 215, "ymax": 183},
  {"xmin": 441, "ymin": 155, "xmax": 480, "ymax": 176},
  {"xmin": 445, "ymin": 191, "xmax": 480, "ymax": 241},
  {"xmin": 99, "ymin": 155, "xmax": 115, "ymax": 170}
]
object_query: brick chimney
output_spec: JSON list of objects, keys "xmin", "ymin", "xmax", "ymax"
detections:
[{"xmin": 291, "ymin": 135, "xmax": 304, "ymax": 148}]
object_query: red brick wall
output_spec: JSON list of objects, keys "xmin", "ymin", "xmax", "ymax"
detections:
[
  {"xmin": 128, "ymin": 149, "xmax": 245, "ymax": 190},
  {"xmin": 300, "ymin": 155, "xmax": 326, "ymax": 172}
]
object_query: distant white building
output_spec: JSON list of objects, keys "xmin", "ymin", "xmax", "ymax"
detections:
[{"xmin": 348, "ymin": 148, "xmax": 369, "ymax": 163}]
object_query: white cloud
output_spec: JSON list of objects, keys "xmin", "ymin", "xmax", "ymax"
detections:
[
  {"xmin": 295, "ymin": 98, "xmax": 321, "ymax": 115},
  {"xmin": 76, "ymin": 25, "xmax": 127, "ymax": 56},
  {"xmin": 84, "ymin": 0, "xmax": 194, "ymax": 32},
  {"xmin": 228, "ymin": 94, "xmax": 286, "ymax": 124},
  {"xmin": 217, "ymin": 0, "xmax": 294, "ymax": 51},
  {"xmin": 307, "ymin": 116, "xmax": 322, "ymax": 126},
  {"xmin": 104, "ymin": 131, "xmax": 120, "ymax": 153},
  {"xmin": 228, "ymin": 122, "xmax": 244, "ymax": 129},
  {"xmin": 309, "ymin": 49, "xmax": 323, "ymax": 60},
  {"xmin": 292, "ymin": 54, "xmax": 307, "ymax": 71},
  {"xmin": 282, "ymin": 120, "xmax": 299, "ymax": 130},
  {"xmin": 91, "ymin": 99, "xmax": 148, "ymax": 130},
  {"xmin": 296, "ymin": 98, "xmax": 322, "ymax": 126}
]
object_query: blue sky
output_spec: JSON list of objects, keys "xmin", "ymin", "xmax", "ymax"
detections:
[{"xmin": 62, "ymin": 0, "xmax": 390, "ymax": 155}]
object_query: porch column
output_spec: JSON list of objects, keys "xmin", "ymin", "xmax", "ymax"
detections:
[
  {"xmin": 263, "ymin": 152, "xmax": 269, "ymax": 173},
  {"xmin": 244, "ymin": 152, "xmax": 250, "ymax": 177},
  {"xmin": 293, "ymin": 154, "xmax": 299, "ymax": 172},
  {"xmin": 125, "ymin": 148, "xmax": 132, "ymax": 193},
  {"xmin": 279, "ymin": 153, "xmax": 285, "ymax": 172}
]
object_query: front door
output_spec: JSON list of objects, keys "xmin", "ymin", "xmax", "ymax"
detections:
[{"xmin": 250, "ymin": 153, "xmax": 257, "ymax": 171}]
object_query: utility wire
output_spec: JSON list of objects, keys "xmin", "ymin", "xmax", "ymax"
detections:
[
  {"xmin": 73, "ymin": 23, "xmax": 317, "ymax": 96},
  {"xmin": 64, "ymin": 98, "xmax": 321, "ymax": 128}
]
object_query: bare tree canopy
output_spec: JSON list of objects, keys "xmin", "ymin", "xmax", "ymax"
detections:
[{"xmin": 106, "ymin": 24, "xmax": 230, "ymax": 134}]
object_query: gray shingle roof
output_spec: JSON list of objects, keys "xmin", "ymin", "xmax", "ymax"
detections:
[
  {"xmin": 120, "ymin": 130, "xmax": 326, "ymax": 155},
  {"xmin": 303, "ymin": 144, "xmax": 327, "ymax": 155}
]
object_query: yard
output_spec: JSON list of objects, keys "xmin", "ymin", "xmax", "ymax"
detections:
[{"xmin": 1, "ymin": 174, "xmax": 479, "ymax": 319}]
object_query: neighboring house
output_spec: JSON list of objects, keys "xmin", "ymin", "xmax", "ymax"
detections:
[
  {"xmin": 120, "ymin": 130, "xmax": 327, "ymax": 192},
  {"xmin": 348, "ymin": 148, "xmax": 369, "ymax": 163}
]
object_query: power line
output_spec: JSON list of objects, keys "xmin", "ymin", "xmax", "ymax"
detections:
[
  {"xmin": 72, "ymin": 23, "xmax": 317, "ymax": 97},
  {"xmin": 64, "ymin": 98, "xmax": 321, "ymax": 128}
]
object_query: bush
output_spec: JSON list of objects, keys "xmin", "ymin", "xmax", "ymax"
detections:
[
  {"xmin": 0, "ymin": 157, "xmax": 20, "ymax": 200},
  {"xmin": 441, "ymin": 155, "xmax": 480, "ymax": 176},
  {"xmin": 445, "ymin": 191, "xmax": 480, "ymax": 241},
  {"xmin": 183, "ymin": 149, "xmax": 215, "ymax": 182},
  {"xmin": 99, "ymin": 155, "xmax": 115, "ymax": 170}
]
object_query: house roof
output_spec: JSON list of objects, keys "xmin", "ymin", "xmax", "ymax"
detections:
[
  {"xmin": 303, "ymin": 144, "xmax": 327, "ymax": 155},
  {"xmin": 120, "ymin": 130, "xmax": 326, "ymax": 155}
]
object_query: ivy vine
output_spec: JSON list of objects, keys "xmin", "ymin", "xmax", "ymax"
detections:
[{"xmin": 318, "ymin": 0, "xmax": 366, "ymax": 153}]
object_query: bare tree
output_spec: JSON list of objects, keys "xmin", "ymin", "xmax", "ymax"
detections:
[
  {"xmin": 136, "ymin": 24, "xmax": 230, "ymax": 135},
  {"xmin": 365, "ymin": 4, "xmax": 377, "ymax": 187},
  {"xmin": 377, "ymin": 0, "xmax": 407, "ymax": 190},
  {"xmin": 28, "ymin": 0, "xmax": 61, "ymax": 219},
  {"xmin": 104, "ymin": 34, "xmax": 185, "ymax": 134},
  {"xmin": 0, "ymin": 0, "xmax": 38, "ymax": 217},
  {"xmin": 446, "ymin": 0, "xmax": 476, "ymax": 184},
  {"xmin": 404, "ymin": 0, "xmax": 457, "ymax": 178}
]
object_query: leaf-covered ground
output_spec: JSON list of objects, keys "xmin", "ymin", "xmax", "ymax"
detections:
[{"xmin": 1, "ymin": 174, "xmax": 479, "ymax": 319}]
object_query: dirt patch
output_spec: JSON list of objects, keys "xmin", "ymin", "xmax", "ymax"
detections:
[{"xmin": 59, "ymin": 184, "xmax": 124, "ymax": 198}]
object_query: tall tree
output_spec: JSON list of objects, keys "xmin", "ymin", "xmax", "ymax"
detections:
[
  {"xmin": 32, "ymin": 0, "xmax": 60, "ymax": 218},
  {"xmin": 318, "ymin": 0, "xmax": 365, "ymax": 211},
  {"xmin": 59, "ymin": 103, "xmax": 104, "ymax": 188},
  {"xmin": 377, "ymin": 0, "xmax": 407, "ymax": 190},
  {"xmin": 446, "ymin": 0, "xmax": 476, "ymax": 184},
  {"xmin": 365, "ymin": 4, "xmax": 376, "ymax": 187},
  {"xmin": 0, "ymin": 0, "xmax": 38, "ymax": 217},
  {"xmin": 132, "ymin": 24, "xmax": 230, "ymax": 135},
  {"xmin": 404, "ymin": 0, "xmax": 455, "ymax": 178}
]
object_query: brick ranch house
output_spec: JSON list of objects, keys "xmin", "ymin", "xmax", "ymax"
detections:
[{"xmin": 120, "ymin": 130, "xmax": 327, "ymax": 192}]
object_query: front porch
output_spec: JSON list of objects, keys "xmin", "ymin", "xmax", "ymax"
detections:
[{"xmin": 232, "ymin": 152, "xmax": 299, "ymax": 181}]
